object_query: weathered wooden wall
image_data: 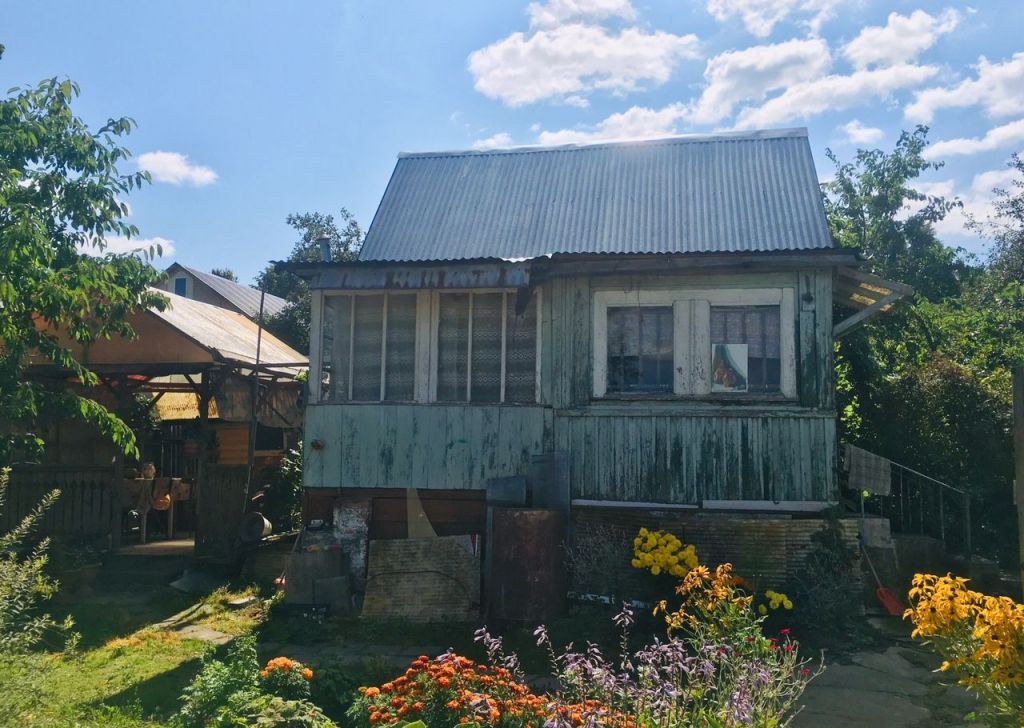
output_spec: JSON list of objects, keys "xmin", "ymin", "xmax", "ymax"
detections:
[
  {"xmin": 305, "ymin": 268, "xmax": 838, "ymax": 503},
  {"xmin": 304, "ymin": 404, "xmax": 552, "ymax": 490},
  {"xmin": 555, "ymin": 408, "xmax": 835, "ymax": 502}
]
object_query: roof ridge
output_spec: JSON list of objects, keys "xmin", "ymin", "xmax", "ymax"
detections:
[{"xmin": 397, "ymin": 127, "xmax": 808, "ymax": 160}]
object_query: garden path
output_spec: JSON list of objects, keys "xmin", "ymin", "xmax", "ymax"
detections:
[{"xmin": 794, "ymin": 619, "xmax": 978, "ymax": 727}]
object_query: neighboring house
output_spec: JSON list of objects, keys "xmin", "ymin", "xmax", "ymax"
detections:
[
  {"xmin": 284, "ymin": 129, "xmax": 909, "ymax": 582},
  {"xmin": 160, "ymin": 262, "xmax": 288, "ymax": 320}
]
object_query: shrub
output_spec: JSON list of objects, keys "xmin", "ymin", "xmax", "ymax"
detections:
[
  {"xmin": 0, "ymin": 467, "xmax": 73, "ymax": 653},
  {"xmin": 179, "ymin": 634, "xmax": 260, "ymax": 727},
  {"xmin": 905, "ymin": 573, "xmax": 1024, "ymax": 725},
  {"xmin": 260, "ymin": 656, "xmax": 314, "ymax": 701},
  {"xmin": 214, "ymin": 691, "xmax": 338, "ymax": 728},
  {"xmin": 346, "ymin": 652, "xmax": 547, "ymax": 728},
  {"xmin": 791, "ymin": 516, "xmax": 861, "ymax": 640}
]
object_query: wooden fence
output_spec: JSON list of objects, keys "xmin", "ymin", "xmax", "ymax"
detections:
[{"xmin": 1, "ymin": 465, "xmax": 117, "ymax": 540}]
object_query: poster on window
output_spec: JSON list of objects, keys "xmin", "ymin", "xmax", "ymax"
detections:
[{"xmin": 711, "ymin": 343, "xmax": 748, "ymax": 393}]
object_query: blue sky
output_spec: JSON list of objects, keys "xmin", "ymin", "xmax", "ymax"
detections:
[{"xmin": 3, "ymin": 0, "xmax": 1023, "ymax": 283}]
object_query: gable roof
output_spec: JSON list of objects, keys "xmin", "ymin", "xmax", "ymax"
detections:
[
  {"xmin": 358, "ymin": 128, "xmax": 834, "ymax": 263},
  {"xmin": 166, "ymin": 263, "xmax": 288, "ymax": 318}
]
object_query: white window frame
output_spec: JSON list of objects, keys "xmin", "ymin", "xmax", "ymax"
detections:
[
  {"xmin": 593, "ymin": 288, "xmax": 796, "ymax": 399},
  {"xmin": 312, "ymin": 288, "xmax": 541, "ymax": 405}
]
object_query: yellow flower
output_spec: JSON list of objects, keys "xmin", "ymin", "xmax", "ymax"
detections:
[{"xmin": 758, "ymin": 604, "xmax": 768, "ymax": 615}]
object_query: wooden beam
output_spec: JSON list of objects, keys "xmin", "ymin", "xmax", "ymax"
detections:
[{"xmin": 833, "ymin": 291, "xmax": 903, "ymax": 339}]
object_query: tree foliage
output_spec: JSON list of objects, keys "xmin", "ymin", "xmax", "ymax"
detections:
[
  {"xmin": 256, "ymin": 210, "xmax": 362, "ymax": 352},
  {"xmin": 210, "ymin": 267, "xmax": 238, "ymax": 282},
  {"xmin": 824, "ymin": 128, "xmax": 1023, "ymax": 564},
  {"xmin": 0, "ymin": 47, "xmax": 165, "ymax": 462}
]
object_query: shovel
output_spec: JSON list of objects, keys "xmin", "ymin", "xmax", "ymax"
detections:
[{"xmin": 861, "ymin": 543, "xmax": 904, "ymax": 616}]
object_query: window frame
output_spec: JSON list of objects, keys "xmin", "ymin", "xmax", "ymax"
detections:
[
  {"xmin": 592, "ymin": 288, "xmax": 796, "ymax": 400},
  {"xmin": 311, "ymin": 288, "xmax": 542, "ymax": 405}
]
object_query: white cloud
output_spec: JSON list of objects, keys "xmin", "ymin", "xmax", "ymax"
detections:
[
  {"xmin": 914, "ymin": 167, "xmax": 1022, "ymax": 239},
  {"xmin": 841, "ymin": 119, "xmax": 884, "ymax": 144},
  {"xmin": 925, "ymin": 118, "xmax": 1024, "ymax": 159},
  {"xmin": 527, "ymin": 0, "xmax": 636, "ymax": 28},
  {"xmin": 537, "ymin": 103, "xmax": 686, "ymax": 145},
  {"xmin": 136, "ymin": 151, "xmax": 217, "ymax": 187},
  {"xmin": 735, "ymin": 63, "xmax": 937, "ymax": 128},
  {"xmin": 687, "ymin": 38, "xmax": 832, "ymax": 124},
  {"xmin": 705, "ymin": 0, "xmax": 842, "ymax": 38},
  {"xmin": 472, "ymin": 132, "xmax": 514, "ymax": 150},
  {"xmin": 468, "ymin": 23, "xmax": 700, "ymax": 107},
  {"xmin": 81, "ymin": 235, "xmax": 176, "ymax": 258},
  {"xmin": 906, "ymin": 52, "xmax": 1024, "ymax": 122},
  {"xmin": 841, "ymin": 9, "xmax": 959, "ymax": 70}
]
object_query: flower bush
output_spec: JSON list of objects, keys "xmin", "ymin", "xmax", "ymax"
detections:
[
  {"xmin": 905, "ymin": 573, "xmax": 1024, "ymax": 725},
  {"xmin": 631, "ymin": 528, "xmax": 698, "ymax": 578},
  {"xmin": 260, "ymin": 656, "xmax": 315, "ymax": 701},
  {"xmin": 347, "ymin": 652, "xmax": 547, "ymax": 728},
  {"xmin": 352, "ymin": 556, "xmax": 818, "ymax": 728},
  {"xmin": 178, "ymin": 636, "xmax": 330, "ymax": 727}
]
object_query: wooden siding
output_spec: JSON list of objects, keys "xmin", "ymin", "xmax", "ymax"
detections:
[
  {"xmin": 304, "ymin": 403, "xmax": 552, "ymax": 489},
  {"xmin": 306, "ymin": 268, "xmax": 838, "ymax": 502},
  {"xmin": 556, "ymin": 408, "xmax": 836, "ymax": 503}
]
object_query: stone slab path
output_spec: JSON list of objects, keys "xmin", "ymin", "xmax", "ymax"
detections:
[{"xmin": 795, "ymin": 635, "xmax": 978, "ymax": 727}]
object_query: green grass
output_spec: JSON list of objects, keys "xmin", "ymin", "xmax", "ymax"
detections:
[{"xmin": 4, "ymin": 583, "xmax": 269, "ymax": 727}]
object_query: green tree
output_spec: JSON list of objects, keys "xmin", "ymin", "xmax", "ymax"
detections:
[
  {"xmin": 0, "ymin": 47, "xmax": 165, "ymax": 462},
  {"xmin": 824, "ymin": 125, "xmax": 967, "ymax": 302},
  {"xmin": 824, "ymin": 132, "xmax": 1021, "ymax": 563},
  {"xmin": 210, "ymin": 267, "xmax": 238, "ymax": 282},
  {"xmin": 256, "ymin": 210, "xmax": 362, "ymax": 352}
]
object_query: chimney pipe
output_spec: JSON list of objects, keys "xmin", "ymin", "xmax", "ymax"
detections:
[{"xmin": 317, "ymin": 232, "xmax": 332, "ymax": 262}]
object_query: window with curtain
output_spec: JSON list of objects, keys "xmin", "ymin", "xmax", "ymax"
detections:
[
  {"xmin": 321, "ymin": 293, "xmax": 417, "ymax": 402},
  {"xmin": 710, "ymin": 305, "xmax": 781, "ymax": 393},
  {"xmin": 606, "ymin": 306, "xmax": 674, "ymax": 393},
  {"xmin": 436, "ymin": 291, "xmax": 538, "ymax": 403}
]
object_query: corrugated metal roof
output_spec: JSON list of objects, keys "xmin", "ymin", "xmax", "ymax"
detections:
[
  {"xmin": 358, "ymin": 128, "xmax": 834, "ymax": 262},
  {"xmin": 168, "ymin": 264, "xmax": 289, "ymax": 318},
  {"xmin": 153, "ymin": 290, "xmax": 306, "ymax": 374}
]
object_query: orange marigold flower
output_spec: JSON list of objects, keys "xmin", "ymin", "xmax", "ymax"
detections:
[
  {"xmin": 411, "ymin": 701, "xmax": 424, "ymax": 711},
  {"xmin": 364, "ymin": 687, "xmax": 381, "ymax": 698},
  {"xmin": 446, "ymin": 700, "xmax": 460, "ymax": 711},
  {"xmin": 301, "ymin": 668, "xmax": 313, "ymax": 680}
]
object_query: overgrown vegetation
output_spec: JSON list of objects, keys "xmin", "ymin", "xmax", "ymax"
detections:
[
  {"xmin": 791, "ymin": 516, "xmax": 863, "ymax": 643},
  {"xmin": 824, "ymin": 128, "xmax": 1024, "ymax": 565},
  {"xmin": 0, "ymin": 468, "xmax": 72, "ymax": 653}
]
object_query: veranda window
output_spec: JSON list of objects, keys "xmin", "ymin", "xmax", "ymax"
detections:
[
  {"xmin": 319, "ymin": 289, "xmax": 538, "ymax": 403},
  {"xmin": 435, "ymin": 291, "xmax": 538, "ymax": 403},
  {"xmin": 321, "ymin": 293, "xmax": 417, "ymax": 401}
]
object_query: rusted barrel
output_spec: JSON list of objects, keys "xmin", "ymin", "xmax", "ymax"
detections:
[{"xmin": 488, "ymin": 508, "xmax": 566, "ymax": 623}]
